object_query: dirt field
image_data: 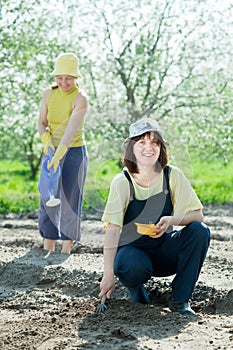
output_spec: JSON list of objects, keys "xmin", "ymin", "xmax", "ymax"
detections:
[{"xmin": 0, "ymin": 204, "xmax": 232, "ymax": 350}]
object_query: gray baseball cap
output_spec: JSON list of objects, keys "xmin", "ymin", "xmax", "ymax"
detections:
[{"xmin": 123, "ymin": 118, "xmax": 168, "ymax": 149}]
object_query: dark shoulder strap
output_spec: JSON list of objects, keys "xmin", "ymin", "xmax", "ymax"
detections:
[
  {"xmin": 123, "ymin": 166, "xmax": 171, "ymax": 198},
  {"xmin": 163, "ymin": 165, "xmax": 171, "ymax": 193},
  {"xmin": 122, "ymin": 170, "xmax": 135, "ymax": 200}
]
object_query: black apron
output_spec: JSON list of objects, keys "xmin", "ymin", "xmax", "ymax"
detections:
[{"xmin": 119, "ymin": 166, "xmax": 173, "ymax": 246}]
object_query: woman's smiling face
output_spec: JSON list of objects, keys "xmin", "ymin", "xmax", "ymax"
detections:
[
  {"xmin": 133, "ymin": 132, "xmax": 161, "ymax": 167},
  {"xmin": 56, "ymin": 75, "xmax": 76, "ymax": 92}
]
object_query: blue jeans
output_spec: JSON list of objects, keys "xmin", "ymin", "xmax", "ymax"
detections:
[{"xmin": 114, "ymin": 222, "xmax": 210, "ymax": 302}]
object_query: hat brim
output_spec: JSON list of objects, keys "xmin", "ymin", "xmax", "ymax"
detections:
[
  {"xmin": 51, "ymin": 70, "xmax": 82, "ymax": 78},
  {"xmin": 122, "ymin": 130, "xmax": 169, "ymax": 149}
]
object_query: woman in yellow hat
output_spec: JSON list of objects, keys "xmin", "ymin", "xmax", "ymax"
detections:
[{"xmin": 38, "ymin": 52, "xmax": 88, "ymax": 254}]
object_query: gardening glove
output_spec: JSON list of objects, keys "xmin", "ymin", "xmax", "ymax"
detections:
[
  {"xmin": 47, "ymin": 144, "xmax": 68, "ymax": 173},
  {"xmin": 40, "ymin": 131, "xmax": 55, "ymax": 156}
]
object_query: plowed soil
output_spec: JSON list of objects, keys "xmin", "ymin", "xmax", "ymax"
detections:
[{"xmin": 0, "ymin": 204, "xmax": 232, "ymax": 349}]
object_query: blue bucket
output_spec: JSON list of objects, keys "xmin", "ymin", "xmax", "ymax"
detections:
[{"xmin": 38, "ymin": 148, "xmax": 61, "ymax": 207}]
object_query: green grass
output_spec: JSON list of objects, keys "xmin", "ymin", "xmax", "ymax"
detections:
[
  {"xmin": 83, "ymin": 159, "xmax": 121, "ymax": 212},
  {"xmin": 0, "ymin": 160, "xmax": 40, "ymax": 214},
  {"xmin": 191, "ymin": 159, "xmax": 233, "ymax": 204},
  {"xmin": 0, "ymin": 157, "xmax": 232, "ymax": 214}
]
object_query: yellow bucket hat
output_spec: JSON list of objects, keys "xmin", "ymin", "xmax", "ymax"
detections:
[{"xmin": 51, "ymin": 52, "xmax": 82, "ymax": 78}]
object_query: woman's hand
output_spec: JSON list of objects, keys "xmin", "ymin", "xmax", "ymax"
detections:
[
  {"xmin": 150, "ymin": 210, "xmax": 204, "ymax": 238},
  {"xmin": 99, "ymin": 273, "xmax": 115, "ymax": 300},
  {"xmin": 99, "ymin": 224, "xmax": 121, "ymax": 299},
  {"xmin": 47, "ymin": 144, "xmax": 68, "ymax": 173},
  {"xmin": 150, "ymin": 216, "xmax": 172, "ymax": 238}
]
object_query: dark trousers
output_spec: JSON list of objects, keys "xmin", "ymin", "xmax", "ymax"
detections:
[
  {"xmin": 39, "ymin": 146, "xmax": 88, "ymax": 241},
  {"xmin": 114, "ymin": 222, "xmax": 210, "ymax": 302}
]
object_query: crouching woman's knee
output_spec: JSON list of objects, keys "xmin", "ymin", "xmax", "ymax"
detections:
[
  {"xmin": 187, "ymin": 221, "xmax": 211, "ymax": 245},
  {"xmin": 114, "ymin": 246, "xmax": 153, "ymax": 287}
]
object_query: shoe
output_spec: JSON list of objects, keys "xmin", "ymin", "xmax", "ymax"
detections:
[
  {"xmin": 170, "ymin": 300, "xmax": 196, "ymax": 315},
  {"xmin": 128, "ymin": 285, "xmax": 150, "ymax": 304}
]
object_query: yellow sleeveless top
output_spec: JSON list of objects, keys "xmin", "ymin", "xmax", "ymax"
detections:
[{"xmin": 46, "ymin": 85, "xmax": 85, "ymax": 147}]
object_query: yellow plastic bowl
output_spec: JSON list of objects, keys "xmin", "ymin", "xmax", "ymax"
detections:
[{"xmin": 135, "ymin": 222, "xmax": 158, "ymax": 236}]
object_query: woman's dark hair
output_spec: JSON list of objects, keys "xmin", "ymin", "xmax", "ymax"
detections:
[{"xmin": 123, "ymin": 131, "xmax": 168, "ymax": 173}]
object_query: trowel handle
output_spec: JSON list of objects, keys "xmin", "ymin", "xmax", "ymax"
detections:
[
  {"xmin": 48, "ymin": 147, "xmax": 56, "ymax": 178},
  {"xmin": 48, "ymin": 147, "xmax": 54, "ymax": 161},
  {"xmin": 48, "ymin": 148, "xmax": 55, "ymax": 195}
]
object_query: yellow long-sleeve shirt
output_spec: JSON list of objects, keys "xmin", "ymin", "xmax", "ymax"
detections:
[{"xmin": 102, "ymin": 165, "xmax": 203, "ymax": 227}]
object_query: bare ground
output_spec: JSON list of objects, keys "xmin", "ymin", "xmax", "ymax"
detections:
[{"xmin": 0, "ymin": 204, "xmax": 232, "ymax": 350}]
